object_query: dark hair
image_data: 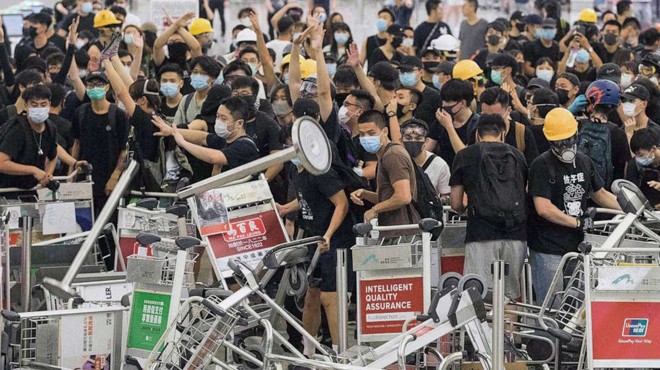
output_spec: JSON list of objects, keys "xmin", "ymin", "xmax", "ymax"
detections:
[
  {"xmin": 292, "ymin": 98, "xmax": 320, "ymax": 120},
  {"xmin": 277, "ymin": 16, "xmax": 294, "ymax": 34},
  {"xmin": 476, "ymin": 114, "xmax": 506, "ymax": 137},
  {"xmin": 487, "ymin": 21, "xmax": 506, "ymax": 34},
  {"xmin": 333, "ymin": 66, "xmax": 359, "ymax": 89},
  {"xmin": 541, "ymin": 0, "xmax": 561, "ymax": 20},
  {"xmin": 612, "ymin": 48, "xmax": 634, "ymax": 67},
  {"xmin": 330, "ymin": 22, "xmax": 353, "ymax": 54},
  {"xmin": 492, "ymin": 53, "xmax": 518, "ymax": 75},
  {"xmin": 369, "ymin": 62, "xmax": 399, "ymax": 91},
  {"xmin": 350, "ymin": 89, "xmax": 376, "ymax": 110},
  {"xmin": 238, "ymin": 46, "xmax": 259, "ymax": 60},
  {"xmin": 602, "ymin": 19, "xmax": 622, "ymax": 31},
  {"xmin": 378, "ymin": 8, "xmax": 396, "ymax": 22},
  {"xmin": 616, "ymin": 0, "xmax": 631, "ymax": 15},
  {"xmin": 231, "ymin": 75, "xmax": 260, "ymax": 95},
  {"xmin": 74, "ymin": 49, "xmax": 90, "ymax": 69},
  {"xmin": 129, "ymin": 78, "xmax": 161, "ymax": 110},
  {"xmin": 425, "ymin": 0, "xmax": 441, "ymax": 15},
  {"xmin": 465, "ymin": 0, "xmax": 479, "ymax": 11},
  {"xmin": 630, "ymin": 128, "xmax": 659, "ymax": 153},
  {"xmin": 267, "ymin": 48, "xmax": 276, "ymax": 64},
  {"xmin": 15, "ymin": 69, "xmax": 45, "ymax": 89},
  {"xmin": 158, "ymin": 63, "xmax": 184, "ymax": 79},
  {"xmin": 622, "ymin": 17, "xmax": 641, "ymax": 30},
  {"xmin": 238, "ymin": 7, "xmax": 255, "ymax": 19},
  {"xmin": 22, "ymin": 84, "xmax": 51, "ymax": 103},
  {"xmin": 118, "ymin": 48, "xmax": 132, "ymax": 60},
  {"xmin": 189, "ymin": 56, "xmax": 222, "ymax": 79},
  {"xmin": 632, "ymin": 77, "xmax": 660, "ymax": 120},
  {"xmin": 224, "ymin": 59, "xmax": 252, "ymax": 77},
  {"xmin": 358, "ymin": 110, "xmax": 387, "ymax": 129},
  {"xmin": 400, "ymin": 118, "xmax": 429, "ymax": 137},
  {"xmin": 39, "ymin": 46, "xmax": 63, "ymax": 61},
  {"xmin": 480, "ymin": 87, "xmax": 510, "ymax": 108},
  {"xmin": 270, "ymin": 84, "xmax": 292, "ymax": 106},
  {"xmin": 639, "ymin": 28, "xmax": 660, "ymax": 46},
  {"xmin": 395, "ymin": 87, "xmax": 423, "ymax": 106},
  {"xmin": 558, "ymin": 72, "xmax": 580, "ymax": 87},
  {"xmin": 535, "ymin": 57, "xmax": 556, "ymax": 70},
  {"xmin": 28, "ymin": 12, "xmax": 52, "ymax": 28},
  {"xmin": 441, "ymin": 79, "xmax": 474, "ymax": 106},
  {"xmin": 45, "ymin": 52, "xmax": 65, "ymax": 67},
  {"xmin": 220, "ymin": 96, "xmax": 249, "ymax": 122},
  {"xmin": 601, "ymin": 10, "xmax": 616, "ymax": 21},
  {"xmin": 494, "ymin": 17, "xmax": 510, "ymax": 31},
  {"xmin": 531, "ymin": 88, "xmax": 559, "ymax": 117},
  {"xmin": 110, "ymin": 5, "xmax": 126, "ymax": 17},
  {"xmin": 232, "ymin": 24, "xmax": 247, "ymax": 34},
  {"xmin": 46, "ymin": 82, "xmax": 66, "ymax": 107}
]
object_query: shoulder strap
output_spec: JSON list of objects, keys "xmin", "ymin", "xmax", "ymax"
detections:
[
  {"xmin": 514, "ymin": 122, "xmax": 526, "ymax": 153},
  {"xmin": 422, "ymin": 153, "xmax": 437, "ymax": 171},
  {"xmin": 183, "ymin": 94, "xmax": 195, "ymax": 123},
  {"xmin": 107, "ymin": 103, "xmax": 117, "ymax": 131},
  {"xmin": 421, "ymin": 22, "xmax": 441, "ymax": 53}
]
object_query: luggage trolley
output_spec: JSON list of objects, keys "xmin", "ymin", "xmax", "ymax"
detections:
[{"xmin": 351, "ymin": 219, "xmax": 442, "ymax": 344}]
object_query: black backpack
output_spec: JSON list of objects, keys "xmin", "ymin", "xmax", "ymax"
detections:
[
  {"xmin": 331, "ymin": 159, "xmax": 370, "ymax": 223},
  {"xmin": 577, "ymin": 120, "xmax": 613, "ymax": 188},
  {"xmin": 471, "ymin": 143, "xmax": 527, "ymax": 229}
]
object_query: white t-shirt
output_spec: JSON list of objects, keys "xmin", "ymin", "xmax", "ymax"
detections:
[
  {"xmin": 422, "ymin": 151, "xmax": 451, "ymax": 195},
  {"xmin": 266, "ymin": 39, "xmax": 291, "ymax": 69}
]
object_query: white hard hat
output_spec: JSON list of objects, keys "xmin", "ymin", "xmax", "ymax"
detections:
[
  {"xmin": 236, "ymin": 28, "xmax": 257, "ymax": 44},
  {"xmin": 429, "ymin": 34, "xmax": 460, "ymax": 52}
]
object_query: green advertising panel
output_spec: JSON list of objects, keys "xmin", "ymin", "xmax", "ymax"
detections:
[{"xmin": 127, "ymin": 290, "xmax": 171, "ymax": 351}]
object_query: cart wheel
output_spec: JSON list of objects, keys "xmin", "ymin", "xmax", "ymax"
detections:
[
  {"xmin": 439, "ymin": 272, "xmax": 462, "ymax": 291},
  {"xmin": 287, "ymin": 266, "xmax": 308, "ymax": 296},
  {"xmin": 458, "ymin": 274, "xmax": 489, "ymax": 300},
  {"xmin": 295, "ymin": 292, "xmax": 306, "ymax": 312}
]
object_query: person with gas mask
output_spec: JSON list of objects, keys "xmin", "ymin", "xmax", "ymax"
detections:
[
  {"xmin": 527, "ymin": 107, "xmax": 621, "ymax": 304},
  {"xmin": 638, "ymin": 53, "xmax": 660, "ymax": 85},
  {"xmin": 173, "ymin": 56, "xmax": 221, "ymax": 126},
  {"xmin": 368, "ymin": 25, "xmax": 406, "ymax": 72},
  {"xmin": 619, "ymin": 84, "xmax": 660, "ymax": 144},
  {"xmin": 625, "ymin": 128, "xmax": 660, "ymax": 208},
  {"xmin": 400, "ymin": 118, "xmax": 450, "ymax": 198},
  {"xmin": 579, "ymin": 79, "xmax": 631, "ymax": 189},
  {"xmin": 152, "ymin": 12, "xmax": 202, "ymax": 78},
  {"xmin": 151, "ymin": 96, "xmax": 259, "ymax": 175}
]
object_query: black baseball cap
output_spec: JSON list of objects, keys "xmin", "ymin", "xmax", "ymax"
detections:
[
  {"xmin": 524, "ymin": 14, "xmax": 543, "ymax": 25},
  {"xmin": 431, "ymin": 61, "xmax": 455, "ymax": 75},
  {"xmin": 542, "ymin": 18, "xmax": 557, "ymax": 29},
  {"xmin": 511, "ymin": 11, "xmax": 526, "ymax": 22},
  {"xmin": 399, "ymin": 55, "xmax": 423, "ymax": 70},
  {"xmin": 527, "ymin": 77, "xmax": 550, "ymax": 89},
  {"xmin": 622, "ymin": 84, "xmax": 650, "ymax": 102},
  {"xmin": 597, "ymin": 63, "xmax": 622, "ymax": 84},
  {"xmin": 386, "ymin": 24, "xmax": 404, "ymax": 36},
  {"xmin": 84, "ymin": 71, "xmax": 109, "ymax": 84}
]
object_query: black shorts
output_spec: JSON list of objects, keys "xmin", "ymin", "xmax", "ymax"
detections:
[{"xmin": 307, "ymin": 245, "xmax": 355, "ymax": 292}]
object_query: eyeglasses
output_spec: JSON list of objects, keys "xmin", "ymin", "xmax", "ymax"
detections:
[
  {"xmin": 343, "ymin": 101, "xmax": 364, "ymax": 110},
  {"xmin": 85, "ymin": 83, "xmax": 106, "ymax": 89}
]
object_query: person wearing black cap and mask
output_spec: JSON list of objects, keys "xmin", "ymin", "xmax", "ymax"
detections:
[
  {"xmin": 368, "ymin": 25, "xmax": 406, "ymax": 71},
  {"xmin": 593, "ymin": 20, "xmax": 623, "ymax": 64},
  {"xmin": 420, "ymin": 47, "xmax": 441, "ymax": 89},
  {"xmin": 398, "ymin": 55, "xmax": 442, "ymax": 129},
  {"xmin": 554, "ymin": 72, "xmax": 580, "ymax": 109},
  {"xmin": 509, "ymin": 11, "xmax": 527, "ymax": 44},
  {"xmin": 366, "ymin": 61, "xmax": 399, "ymax": 107},
  {"xmin": 430, "ymin": 60, "xmax": 454, "ymax": 90},
  {"xmin": 620, "ymin": 84, "xmax": 660, "ymax": 142},
  {"xmin": 472, "ymin": 22, "xmax": 507, "ymax": 70}
]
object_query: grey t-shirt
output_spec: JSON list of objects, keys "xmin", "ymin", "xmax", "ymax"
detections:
[{"xmin": 458, "ymin": 18, "xmax": 488, "ymax": 60}]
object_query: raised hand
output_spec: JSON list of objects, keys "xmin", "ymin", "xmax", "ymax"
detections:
[
  {"xmin": 346, "ymin": 42, "xmax": 360, "ymax": 68},
  {"xmin": 435, "ymin": 108, "xmax": 453, "ymax": 129},
  {"xmin": 248, "ymin": 10, "xmax": 261, "ymax": 32},
  {"xmin": 151, "ymin": 115, "xmax": 174, "ymax": 137},
  {"xmin": 68, "ymin": 16, "xmax": 80, "ymax": 47},
  {"xmin": 293, "ymin": 25, "xmax": 315, "ymax": 45},
  {"xmin": 311, "ymin": 24, "xmax": 324, "ymax": 50}
]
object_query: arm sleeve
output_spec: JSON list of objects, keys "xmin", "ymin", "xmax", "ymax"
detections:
[
  {"xmin": 0, "ymin": 124, "xmax": 23, "ymax": 159},
  {"xmin": 382, "ymin": 149, "xmax": 414, "ymax": 185},
  {"xmin": 313, "ymin": 169, "xmax": 345, "ymax": 199},
  {"xmin": 53, "ymin": 44, "xmax": 75, "ymax": 85},
  {"xmin": 524, "ymin": 127, "xmax": 539, "ymax": 164},
  {"xmin": 528, "ymin": 158, "xmax": 553, "ymax": 199},
  {"xmin": 267, "ymin": 120, "xmax": 283, "ymax": 152},
  {"xmin": 0, "ymin": 42, "xmax": 14, "ymax": 88},
  {"xmin": 46, "ymin": 123, "xmax": 58, "ymax": 160},
  {"xmin": 448, "ymin": 150, "xmax": 465, "ymax": 187}
]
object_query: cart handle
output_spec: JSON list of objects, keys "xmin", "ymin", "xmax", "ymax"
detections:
[
  {"xmin": 352, "ymin": 218, "xmax": 442, "ymax": 236},
  {"xmin": 262, "ymin": 236, "xmax": 326, "ymax": 270},
  {"xmin": 0, "ymin": 179, "xmax": 60, "ymax": 194}
]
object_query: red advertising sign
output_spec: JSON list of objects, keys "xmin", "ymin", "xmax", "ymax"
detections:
[
  {"xmin": 207, "ymin": 210, "xmax": 287, "ymax": 273},
  {"xmin": 591, "ymin": 301, "xmax": 660, "ymax": 361},
  {"xmin": 359, "ymin": 276, "xmax": 424, "ymax": 335}
]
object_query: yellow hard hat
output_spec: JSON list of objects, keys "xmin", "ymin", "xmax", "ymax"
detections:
[
  {"xmin": 189, "ymin": 18, "xmax": 213, "ymax": 36},
  {"xmin": 578, "ymin": 8, "xmax": 597, "ymax": 24},
  {"xmin": 543, "ymin": 108, "xmax": 578, "ymax": 141},
  {"xmin": 300, "ymin": 59, "xmax": 317, "ymax": 79},
  {"xmin": 452, "ymin": 60, "xmax": 483, "ymax": 80},
  {"xmin": 94, "ymin": 10, "xmax": 122, "ymax": 28},
  {"xmin": 281, "ymin": 54, "xmax": 305, "ymax": 72}
]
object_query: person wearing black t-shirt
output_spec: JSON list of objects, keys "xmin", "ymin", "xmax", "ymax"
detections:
[
  {"xmin": 413, "ymin": 0, "xmax": 452, "ymax": 54},
  {"xmin": 361, "ymin": 9, "xmax": 395, "ymax": 69},
  {"xmin": 158, "ymin": 64, "xmax": 185, "ymax": 123},
  {"xmin": 277, "ymin": 157, "xmax": 354, "ymax": 356},
  {"xmin": 397, "ymin": 56, "xmax": 441, "ymax": 131},
  {"xmin": 57, "ymin": 2, "xmax": 97, "ymax": 38},
  {"xmin": 152, "ymin": 96, "xmax": 259, "ymax": 174},
  {"xmin": 626, "ymin": 129, "xmax": 660, "ymax": 208},
  {"xmin": 522, "ymin": 19, "xmax": 559, "ymax": 77},
  {"xmin": 368, "ymin": 25, "xmax": 406, "ymax": 72},
  {"xmin": 427, "ymin": 79, "xmax": 479, "ymax": 166},
  {"xmin": 528, "ymin": 108, "xmax": 620, "ymax": 304},
  {"xmin": 0, "ymin": 85, "xmax": 58, "ymax": 190},
  {"xmin": 527, "ymin": 87, "xmax": 560, "ymax": 155},
  {"xmin": 14, "ymin": 13, "xmax": 57, "ymax": 72},
  {"xmin": 450, "ymin": 114, "xmax": 528, "ymax": 299}
]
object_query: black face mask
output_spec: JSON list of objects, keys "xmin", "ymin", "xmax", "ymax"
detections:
[
  {"xmin": 603, "ymin": 33, "xmax": 618, "ymax": 46},
  {"xmin": 391, "ymin": 37, "xmax": 403, "ymax": 48},
  {"xmin": 167, "ymin": 42, "xmax": 189, "ymax": 63},
  {"xmin": 487, "ymin": 35, "xmax": 501, "ymax": 46},
  {"xmin": 396, "ymin": 103, "xmax": 408, "ymax": 118},
  {"xmin": 22, "ymin": 27, "xmax": 30, "ymax": 37},
  {"xmin": 239, "ymin": 95, "xmax": 259, "ymax": 120},
  {"xmin": 515, "ymin": 23, "xmax": 525, "ymax": 32},
  {"xmin": 423, "ymin": 61, "xmax": 439, "ymax": 72},
  {"xmin": 335, "ymin": 93, "xmax": 349, "ymax": 107},
  {"xmin": 404, "ymin": 141, "xmax": 424, "ymax": 158},
  {"xmin": 28, "ymin": 27, "xmax": 38, "ymax": 39},
  {"xmin": 556, "ymin": 88, "xmax": 570, "ymax": 105}
]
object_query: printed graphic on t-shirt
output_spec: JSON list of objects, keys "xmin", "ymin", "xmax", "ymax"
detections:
[
  {"xmin": 562, "ymin": 173, "xmax": 586, "ymax": 217},
  {"xmin": 298, "ymin": 193, "xmax": 313, "ymax": 221}
]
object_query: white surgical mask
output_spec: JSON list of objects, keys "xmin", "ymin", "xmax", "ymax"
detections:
[
  {"xmin": 622, "ymin": 102, "xmax": 638, "ymax": 117},
  {"xmin": 76, "ymin": 39, "xmax": 86, "ymax": 49},
  {"xmin": 620, "ymin": 73, "xmax": 634, "ymax": 89},
  {"xmin": 240, "ymin": 17, "xmax": 252, "ymax": 27},
  {"xmin": 28, "ymin": 107, "xmax": 49, "ymax": 124},
  {"xmin": 402, "ymin": 37, "xmax": 414, "ymax": 47},
  {"xmin": 214, "ymin": 119, "xmax": 230, "ymax": 138}
]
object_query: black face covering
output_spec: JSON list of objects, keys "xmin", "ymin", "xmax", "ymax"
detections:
[
  {"xmin": 239, "ymin": 95, "xmax": 258, "ymax": 120},
  {"xmin": 28, "ymin": 27, "xmax": 38, "ymax": 39},
  {"xmin": 603, "ymin": 33, "xmax": 618, "ymax": 46},
  {"xmin": 404, "ymin": 141, "xmax": 424, "ymax": 158},
  {"xmin": 396, "ymin": 103, "xmax": 408, "ymax": 118},
  {"xmin": 335, "ymin": 93, "xmax": 349, "ymax": 107},
  {"xmin": 487, "ymin": 35, "xmax": 501, "ymax": 46},
  {"xmin": 167, "ymin": 42, "xmax": 189, "ymax": 64},
  {"xmin": 423, "ymin": 61, "xmax": 439, "ymax": 72},
  {"xmin": 556, "ymin": 89, "xmax": 570, "ymax": 105},
  {"xmin": 515, "ymin": 23, "xmax": 525, "ymax": 32},
  {"xmin": 22, "ymin": 27, "xmax": 30, "ymax": 37},
  {"xmin": 391, "ymin": 36, "xmax": 403, "ymax": 48}
]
